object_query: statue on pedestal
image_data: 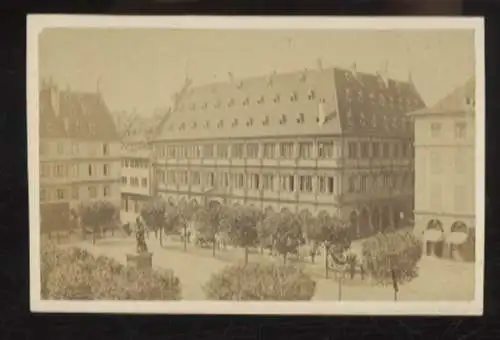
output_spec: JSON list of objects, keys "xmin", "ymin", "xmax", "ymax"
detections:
[{"xmin": 135, "ymin": 216, "xmax": 148, "ymax": 254}]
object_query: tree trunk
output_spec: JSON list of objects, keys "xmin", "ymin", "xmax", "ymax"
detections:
[
  {"xmin": 183, "ymin": 225, "xmax": 187, "ymax": 251},
  {"xmin": 244, "ymin": 246, "xmax": 249, "ymax": 265},
  {"xmin": 212, "ymin": 234, "xmax": 216, "ymax": 258},
  {"xmin": 338, "ymin": 273, "xmax": 343, "ymax": 301},
  {"xmin": 92, "ymin": 226, "xmax": 96, "ymax": 245},
  {"xmin": 283, "ymin": 252, "xmax": 287, "ymax": 265},
  {"xmin": 394, "ymin": 288, "xmax": 398, "ymax": 301},
  {"xmin": 159, "ymin": 227, "xmax": 163, "ymax": 247},
  {"xmin": 324, "ymin": 244, "xmax": 329, "ymax": 278}
]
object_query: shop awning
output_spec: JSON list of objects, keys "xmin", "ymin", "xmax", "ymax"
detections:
[
  {"xmin": 423, "ymin": 229, "xmax": 444, "ymax": 242},
  {"xmin": 446, "ymin": 232, "xmax": 468, "ymax": 245}
]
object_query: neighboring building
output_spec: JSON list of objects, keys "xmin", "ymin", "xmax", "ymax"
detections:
[
  {"xmin": 410, "ymin": 77, "xmax": 476, "ymax": 261},
  {"xmin": 150, "ymin": 64, "xmax": 424, "ymax": 239},
  {"xmin": 39, "ymin": 80, "xmax": 121, "ymax": 233},
  {"xmin": 118, "ymin": 111, "xmax": 169, "ymax": 224},
  {"xmin": 120, "ymin": 144, "xmax": 155, "ymax": 224}
]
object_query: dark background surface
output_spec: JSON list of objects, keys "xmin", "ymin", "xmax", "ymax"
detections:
[{"xmin": 1, "ymin": 0, "xmax": 499, "ymax": 339}]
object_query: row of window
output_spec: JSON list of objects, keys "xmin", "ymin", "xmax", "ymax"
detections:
[
  {"xmin": 178, "ymin": 82, "xmax": 419, "ymax": 114},
  {"xmin": 179, "ymin": 89, "xmax": 320, "ymax": 113},
  {"xmin": 122, "ymin": 159, "xmax": 149, "ymax": 169},
  {"xmin": 157, "ymin": 140, "xmax": 412, "ymax": 161},
  {"xmin": 156, "ymin": 170, "xmax": 412, "ymax": 194},
  {"xmin": 40, "ymin": 141, "xmax": 111, "ymax": 157},
  {"xmin": 121, "ymin": 176, "xmax": 148, "ymax": 188},
  {"xmin": 121, "ymin": 197, "xmax": 146, "ymax": 214},
  {"xmin": 430, "ymin": 121, "xmax": 468, "ymax": 139},
  {"xmin": 40, "ymin": 163, "xmax": 112, "ymax": 178},
  {"xmin": 40, "ymin": 185, "xmax": 112, "ymax": 202}
]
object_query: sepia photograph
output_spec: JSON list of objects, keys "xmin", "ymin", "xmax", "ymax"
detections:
[{"xmin": 27, "ymin": 15, "xmax": 484, "ymax": 315}]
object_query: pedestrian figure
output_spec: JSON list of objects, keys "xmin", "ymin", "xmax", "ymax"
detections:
[{"xmin": 135, "ymin": 217, "xmax": 148, "ymax": 254}]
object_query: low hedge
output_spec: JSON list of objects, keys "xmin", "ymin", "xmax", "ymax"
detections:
[
  {"xmin": 203, "ymin": 262, "xmax": 316, "ymax": 300},
  {"xmin": 41, "ymin": 241, "xmax": 182, "ymax": 300}
]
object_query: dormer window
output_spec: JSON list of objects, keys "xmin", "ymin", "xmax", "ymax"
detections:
[
  {"xmin": 191, "ymin": 122, "xmax": 197, "ymax": 129},
  {"xmin": 274, "ymin": 94, "xmax": 281, "ymax": 103},
  {"xmin": 290, "ymin": 92, "xmax": 298, "ymax": 102},
  {"xmin": 369, "ymin": 92, "xmax": 376, "ymax": 102},
  {"xmin": 383, "ymin": 115, "xmax": 390, "ymax": 130},
  {"xmin": 308, "ymin": 89, "xmax": 315, "ymax": 100},
  {"xmin": 246, "ymin": 118, "xmax": 254, "ymax": 127},
  {"xmin": 217, "ymin": 120, "xmax": 224, "ymax": 129},
  {"xmin": 345, "ymin": 72, "xmax": 352, "ymax": 81},
  {"xmin": 257, "ymin": 96, "xmax": 264, "ymax": 104},
  {"xmin": 243, "ymin": 97, "xmax": 250, "ymax": 106},
  {"xmin": 204, "ymin": 121, "xmax": 210, "ymax": 129},
  {"xmin": 202, "ymin": 102, "xmax": 208, "ymax": 109},
  {"xmin": 358, "ymin": 90, "xmax": 364, "ymax": 102},
  {"xmin": 236, "ymin": 81, "xmax": 243, "ymax": 89},
  {"xmin": 392, "ymin": 116, "xmax": 399, "ymax": 128},
  {"xmin": 262, "ymin": 116, "xmax": 270, "ymax": 126},
  {"xmin": 267, "ymin": 77, "xmax": 273, "ymax": 87},
  {"xmin": 179, "ymin": 122, "xmax": 186, "ymax": 131},
  {"xmin": 371, "ymin": 114, "xmax": 377, "ymax": 128},
  {"xmin": 232, "ymin": 118, "xmax": 239, "ymax": 127},
  {"xmin": 360, "ymin": 112, "xmax": 367, "ymax": 127},
  {"xmin": 279, "ymin": 114, "xmax": 287, "ymax": 125},
  {"xmin": 296, "ymin": 113, "xmax": 305, "ymax": 124},
  {"xmin": 379, "ymin": 94, "xmax": 386, "ymax": 106}
]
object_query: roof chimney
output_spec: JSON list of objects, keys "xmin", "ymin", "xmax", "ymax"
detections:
[
  {"xmin": 63, "ymin": 117, "xmax": 70, "ymax": 132},
  {"xmin": 378, "ymin": 60, "xmax": 389, "ymax": 87},
  {"xmin": 350, "ymin": 62, "xmax": 358, "ymax": 78},
  {"xmin": 316, "ymin": 58, "xmax": 323, "ymax": 70}
]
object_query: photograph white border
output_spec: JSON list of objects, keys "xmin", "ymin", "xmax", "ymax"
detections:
[{"xmin": 27, "ymin": 15, "xmax": 485, "ymax": 315}]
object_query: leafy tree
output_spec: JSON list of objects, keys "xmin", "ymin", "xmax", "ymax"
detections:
[
  {"xmin": 229, "ymin": 205, "xmax": 259, "ymax": 264},
  {"xmin": 140, "ymin": 198, "xmax": 167, "ymax": 246},
  {"xmin": 307, "ymin": 211, "xmax": 351, "ymax": 278},
  {"xmin": 361, "ymin": 229, "xmax": 422, "ymax": 300},
  {"xmin": 261, "ymin": 210, "xmax": 304, "ymax": 264},
  {"xmin": 297, "ymin": 209, "xmax": 319, "ymax": 263},
  {"xmin": 78, "ymin": 201, "xmax": 118, "ymax": 245},
  {"xmin": 193, "ymin": 201, "xmax": 230, "ymax": 257},
  {"xmin": 177, "ymin": 198, "xmax": 200, "ymax": 251},
  {"xmin": 203, "ymin": 262, "xmax": 316, "ymax": 301},
  {"xmin": 256, "ymin": 207, "xmax": 275, "ymax": 254}
]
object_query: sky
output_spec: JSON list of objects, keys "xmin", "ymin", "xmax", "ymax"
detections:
[{"xmin": 38, "ymin": 28, "xmax": 475, "ymax": 116}]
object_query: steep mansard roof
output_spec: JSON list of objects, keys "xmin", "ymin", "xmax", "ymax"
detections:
[
  {"xmin": 39, "ymin": 84, "xmax": 119, "ymax": 141},
  {"xmin": 153, "ymin": 66, "xmax": 425, "ymax": 142}
]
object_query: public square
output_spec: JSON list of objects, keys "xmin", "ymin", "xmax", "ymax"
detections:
[{"xmin": 66, "ymin": 233, "xmax": 475, "ymax": 301}]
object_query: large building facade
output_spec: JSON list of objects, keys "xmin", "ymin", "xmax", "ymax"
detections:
[
  {"xmin": 411, "ymin": 77, "xmax": 476, "ymax": 261},
  {"xmin": 39, "ymin": 80, "xmax": 121, "ymax": 234},
  {"xmin": 151, "ymin": 65, "xmax": 424, "ymax": 239}
]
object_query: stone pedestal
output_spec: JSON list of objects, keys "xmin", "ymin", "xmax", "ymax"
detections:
[{"xmin": 126, "ymin": 252, "xmax": 153, "ymax": 270}]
